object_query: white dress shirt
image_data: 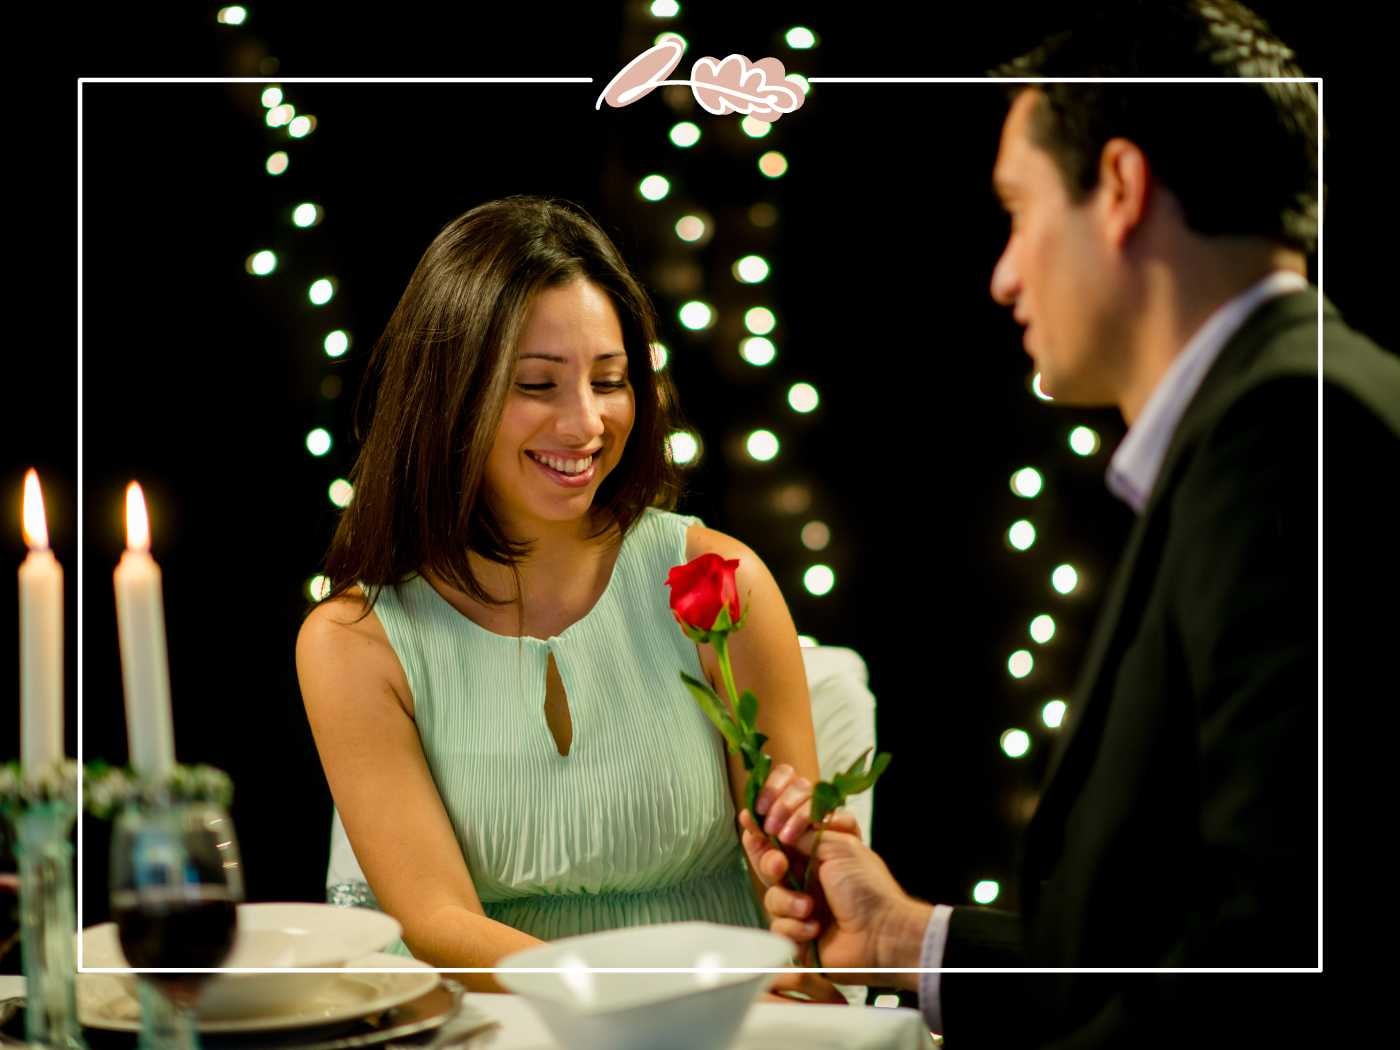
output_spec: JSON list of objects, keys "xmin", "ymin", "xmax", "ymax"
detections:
[
  {"xmin": 1106, "ymin": 270, "xmax": 1309, "ymax": 512},
  {"xmin": 917, "ymin": 269, "xmax": 1309, "ymax": 1035}
]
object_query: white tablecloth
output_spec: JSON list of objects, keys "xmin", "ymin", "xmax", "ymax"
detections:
[{"xmin": 0, "ymin": 977, "xmax": 934, "ymax": 1049}]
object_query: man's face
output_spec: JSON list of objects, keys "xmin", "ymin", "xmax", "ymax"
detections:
[{"xmin": 990, "ymin": 90, "xmax": 1119, "ymax": 405}]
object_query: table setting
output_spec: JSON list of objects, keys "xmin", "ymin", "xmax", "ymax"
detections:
[
  {"xmin": 1, "ymin": 915, "xmax": 934, "ymax": 1049},
  {"xmin": 6, "ymin": 476, "xmax": 934, "ymax": 1050}
]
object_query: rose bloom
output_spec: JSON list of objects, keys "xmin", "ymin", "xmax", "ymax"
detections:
[{"xmin": 666, "ymin": 553, "xmax": 742, "ymax": 634}]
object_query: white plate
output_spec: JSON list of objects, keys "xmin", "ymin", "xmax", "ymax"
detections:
[
  {"xmin": 77, "ymin": 953, "xmax": 439, "ymax": 1034},
  {"xmin": 80, "ymin": 903, "xmax": 402, "ymax": 1019},
  {"xmin": 221, "ymin": 903, "xmax": 403, "ymax": 966}
]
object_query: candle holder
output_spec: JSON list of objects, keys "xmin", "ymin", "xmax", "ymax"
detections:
[
  {"xmin": 80, "ymin": 762, "xmax": 233, "ymax": 821},
  {"xmin": 2, "ymin": 761, "xmax": 235, "ymax": 1048},
  {"xmin": 1, "ymin": 759, "xmax": 87, "ymax": 1050},
  {"xmin": 16, "ymin": 801, "xmax": 86, "ymax": 1049}
]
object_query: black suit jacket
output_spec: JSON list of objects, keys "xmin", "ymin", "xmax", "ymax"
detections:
[{"xmin": 938, "ymin": 289, "xmax": 1400, "ymax": 1048}]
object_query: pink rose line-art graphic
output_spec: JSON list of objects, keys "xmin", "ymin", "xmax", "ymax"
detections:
[{"xmin": 596, "ymin": 34, "xmax": 806, "ymax": 123}]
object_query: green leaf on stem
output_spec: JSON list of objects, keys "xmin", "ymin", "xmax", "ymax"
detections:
[
  {"xmin": 835, "ymin": 751, "xmax": 892, "ymax": 796},
  {"xmin": 746, "ymin": 751, "xmax": 773, "ymax": 822},
  {"xmin": 752, "ymin": 750, "xmax": 772, "ymax": 791},
  {"xmin": 810, "ymin": 781, "xmax": 844, "ymax": 824},
  {"xmin": 738, "ymin": 731, "xmax": 769, "ymax": 770},
  {"xmin": 737, "ymin": 690, "xmax": 759, "ymax": 734},
  {"xmin": 809, "ymin": 751, "xmax": 892, "ymax": 823},
  {"xmin": 842, "ymin": 747, "xmax": 874, "ymax": 779},
  {"xmin": 680, "ymin": 671, "xmax": 744, "ymax": 752}
]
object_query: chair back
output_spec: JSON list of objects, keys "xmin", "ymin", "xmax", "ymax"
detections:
[{"xmin": 801, "ymin": 645, "xmax": 878, "ymax": 843}]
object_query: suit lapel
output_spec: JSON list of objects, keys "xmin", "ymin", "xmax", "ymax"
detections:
[{"xmin": 1027, "ymin": 288, "xmax": 1323, "ymax": 852}]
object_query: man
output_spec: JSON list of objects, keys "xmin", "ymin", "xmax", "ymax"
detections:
[{"xmin": 744, "ymin": 1, "xmax": 1400, "ymax": 1046}]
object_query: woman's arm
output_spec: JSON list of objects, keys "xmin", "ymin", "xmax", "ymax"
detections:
[
  {"xmin": 685, "ymin": 526, "xmax": 821, "ymax": 867},
  {"xmin": 296, "ymin": 595, "xmax": 541, "ymax": 989}
]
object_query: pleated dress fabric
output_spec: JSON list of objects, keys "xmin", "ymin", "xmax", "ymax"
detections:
[{"xmin": 367, "ymin": 507, "xmax": 765, "ymax": 946}]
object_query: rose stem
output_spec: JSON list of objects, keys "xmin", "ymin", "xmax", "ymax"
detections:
[{"xmin": 716, "ymin": 629, "xmax": 815, "ymax": 955}]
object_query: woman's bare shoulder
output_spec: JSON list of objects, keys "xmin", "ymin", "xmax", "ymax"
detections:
[
  {"xmin": 299, "ymin": 588, "xmax": 382, "ymax": 645},
  {"xmin": 296, "ymin": 588, "xmax": 413, "ymax": 716},
  {"xmin": 684, "ymin": 522, "xmax": 758, "ymax": 564}
]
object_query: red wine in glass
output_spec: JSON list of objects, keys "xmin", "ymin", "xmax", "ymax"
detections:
[
  {"xmin": 112, "ymin": 886, "xmax": 238, "ymax": 1006},
  {"xmin": 110, "ymin": 802, "xmax": 244, "ymax": 1042}
]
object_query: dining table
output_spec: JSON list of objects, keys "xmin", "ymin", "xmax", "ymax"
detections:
[{"xmin": 0, "ymin": 974, "xmax": 939, "ymax": 1049}]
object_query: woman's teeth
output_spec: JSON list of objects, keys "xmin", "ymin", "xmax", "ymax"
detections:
[{"xmin": 530, "ymin": 452, "xmax": 593, "ymax": 476}]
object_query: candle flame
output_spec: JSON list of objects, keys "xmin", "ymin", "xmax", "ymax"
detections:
[
  {"xmin": 22, "ymin": 469, "xmax": 49, "ymax": 549},
  {"xmin": 125, "ymin": 481, "xmax": 151, "ymax": 552}
]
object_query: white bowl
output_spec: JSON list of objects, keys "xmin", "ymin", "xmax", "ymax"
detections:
[
  {"xmin": 82, "ymin": 902, "xmax": 402, "ymax": 1020},
  {"xmin": 497, "ymin": 922, "xmax": 793, "ymax": 1050}
]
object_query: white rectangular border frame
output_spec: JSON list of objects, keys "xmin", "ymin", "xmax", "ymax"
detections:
[{"xmin": 74, "ymin": 73, "xmax": 1325, "ymax": 979}]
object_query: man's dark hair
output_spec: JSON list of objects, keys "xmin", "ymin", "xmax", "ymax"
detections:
[{"xmin": 995, "ymin": 0, "xmax": 1319, "ymax": 254}]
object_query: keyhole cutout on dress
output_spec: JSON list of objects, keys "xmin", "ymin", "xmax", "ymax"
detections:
[{"xmin": 543, "ymin": 652, "xmax": 573, "ymax": 757}]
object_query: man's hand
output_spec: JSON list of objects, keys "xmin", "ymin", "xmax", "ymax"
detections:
[{"xmin": 758, "ymin": 829, "xmax": 932, "ymax": 989}]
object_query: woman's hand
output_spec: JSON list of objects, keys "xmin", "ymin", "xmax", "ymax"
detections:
[
  {"xmin": 763, "ymin": 968, "xmax": 852, "ymax": 1005},
  {"xmin": 738, "ymin": 764, "xmax": 815, "ymax": 887},
  {"xmin": 739, "ymin": 762, "xmax": 862, "ymax": 888},
  {"xmin": 755, "ymin": 763, "xmax": 820, "ymax": 847}
]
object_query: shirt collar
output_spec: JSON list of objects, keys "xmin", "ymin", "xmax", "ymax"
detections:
[{"xmin": 1105, "ymin": 270, "xmax": 1309, "ymax": 512}]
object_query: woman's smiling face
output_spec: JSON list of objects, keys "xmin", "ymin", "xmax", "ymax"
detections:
[{"xmin": 483, "ymin": 279, "xmax": 636, "ymax": 535}]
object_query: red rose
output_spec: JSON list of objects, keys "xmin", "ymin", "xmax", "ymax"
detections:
[{"xmin": 665, "ymin": 553, "xmax": 742, "ymax": 636}]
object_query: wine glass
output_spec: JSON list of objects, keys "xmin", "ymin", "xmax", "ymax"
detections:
[{"xmin": 109, "ymin": 801, "xmax": 243, "ymax": 1050}]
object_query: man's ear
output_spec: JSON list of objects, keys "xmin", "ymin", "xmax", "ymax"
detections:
[{"xmin": 1096, "ymin": 138, "xmax": 1151, "ymax": 248}]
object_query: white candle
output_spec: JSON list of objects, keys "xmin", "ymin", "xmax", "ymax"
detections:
[
  {"xmin": 19, "ymin": 469, "xmax": 63, "ymax": 773},
  {"xmin": 112, "ymin": 481, "xmax": 175, "ymax": 779}
]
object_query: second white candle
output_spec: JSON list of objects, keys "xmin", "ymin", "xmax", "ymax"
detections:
[{"xmin": 113, "ymin": 481, "xmax": 175, "ymax": 780}]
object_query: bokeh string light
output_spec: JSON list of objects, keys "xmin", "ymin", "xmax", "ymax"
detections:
[
  {"xmin": 1000, "ymin": 361, "xmax": 1121, "ymax": 856},
  {"xmin": 222, "ymin": 45, "xmax": 353, "ymax": 604},
  {"xmin": 621, "ymin": 8, "xmax": 834, "ymax": 630}
]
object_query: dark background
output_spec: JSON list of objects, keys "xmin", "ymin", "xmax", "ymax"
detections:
[{"xmin": 2, "ymin": 0, "xmax": 1387, "ymax": 984}]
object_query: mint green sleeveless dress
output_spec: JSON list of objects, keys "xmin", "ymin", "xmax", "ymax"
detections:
[{"xmin": 358, "ymin": 508, "xmax": 764, "ymax": 945}]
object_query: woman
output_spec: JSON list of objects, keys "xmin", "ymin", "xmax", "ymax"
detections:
[{"xmin": 296, "ymin": 197, "xmax": 823, "ymax": 986}]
